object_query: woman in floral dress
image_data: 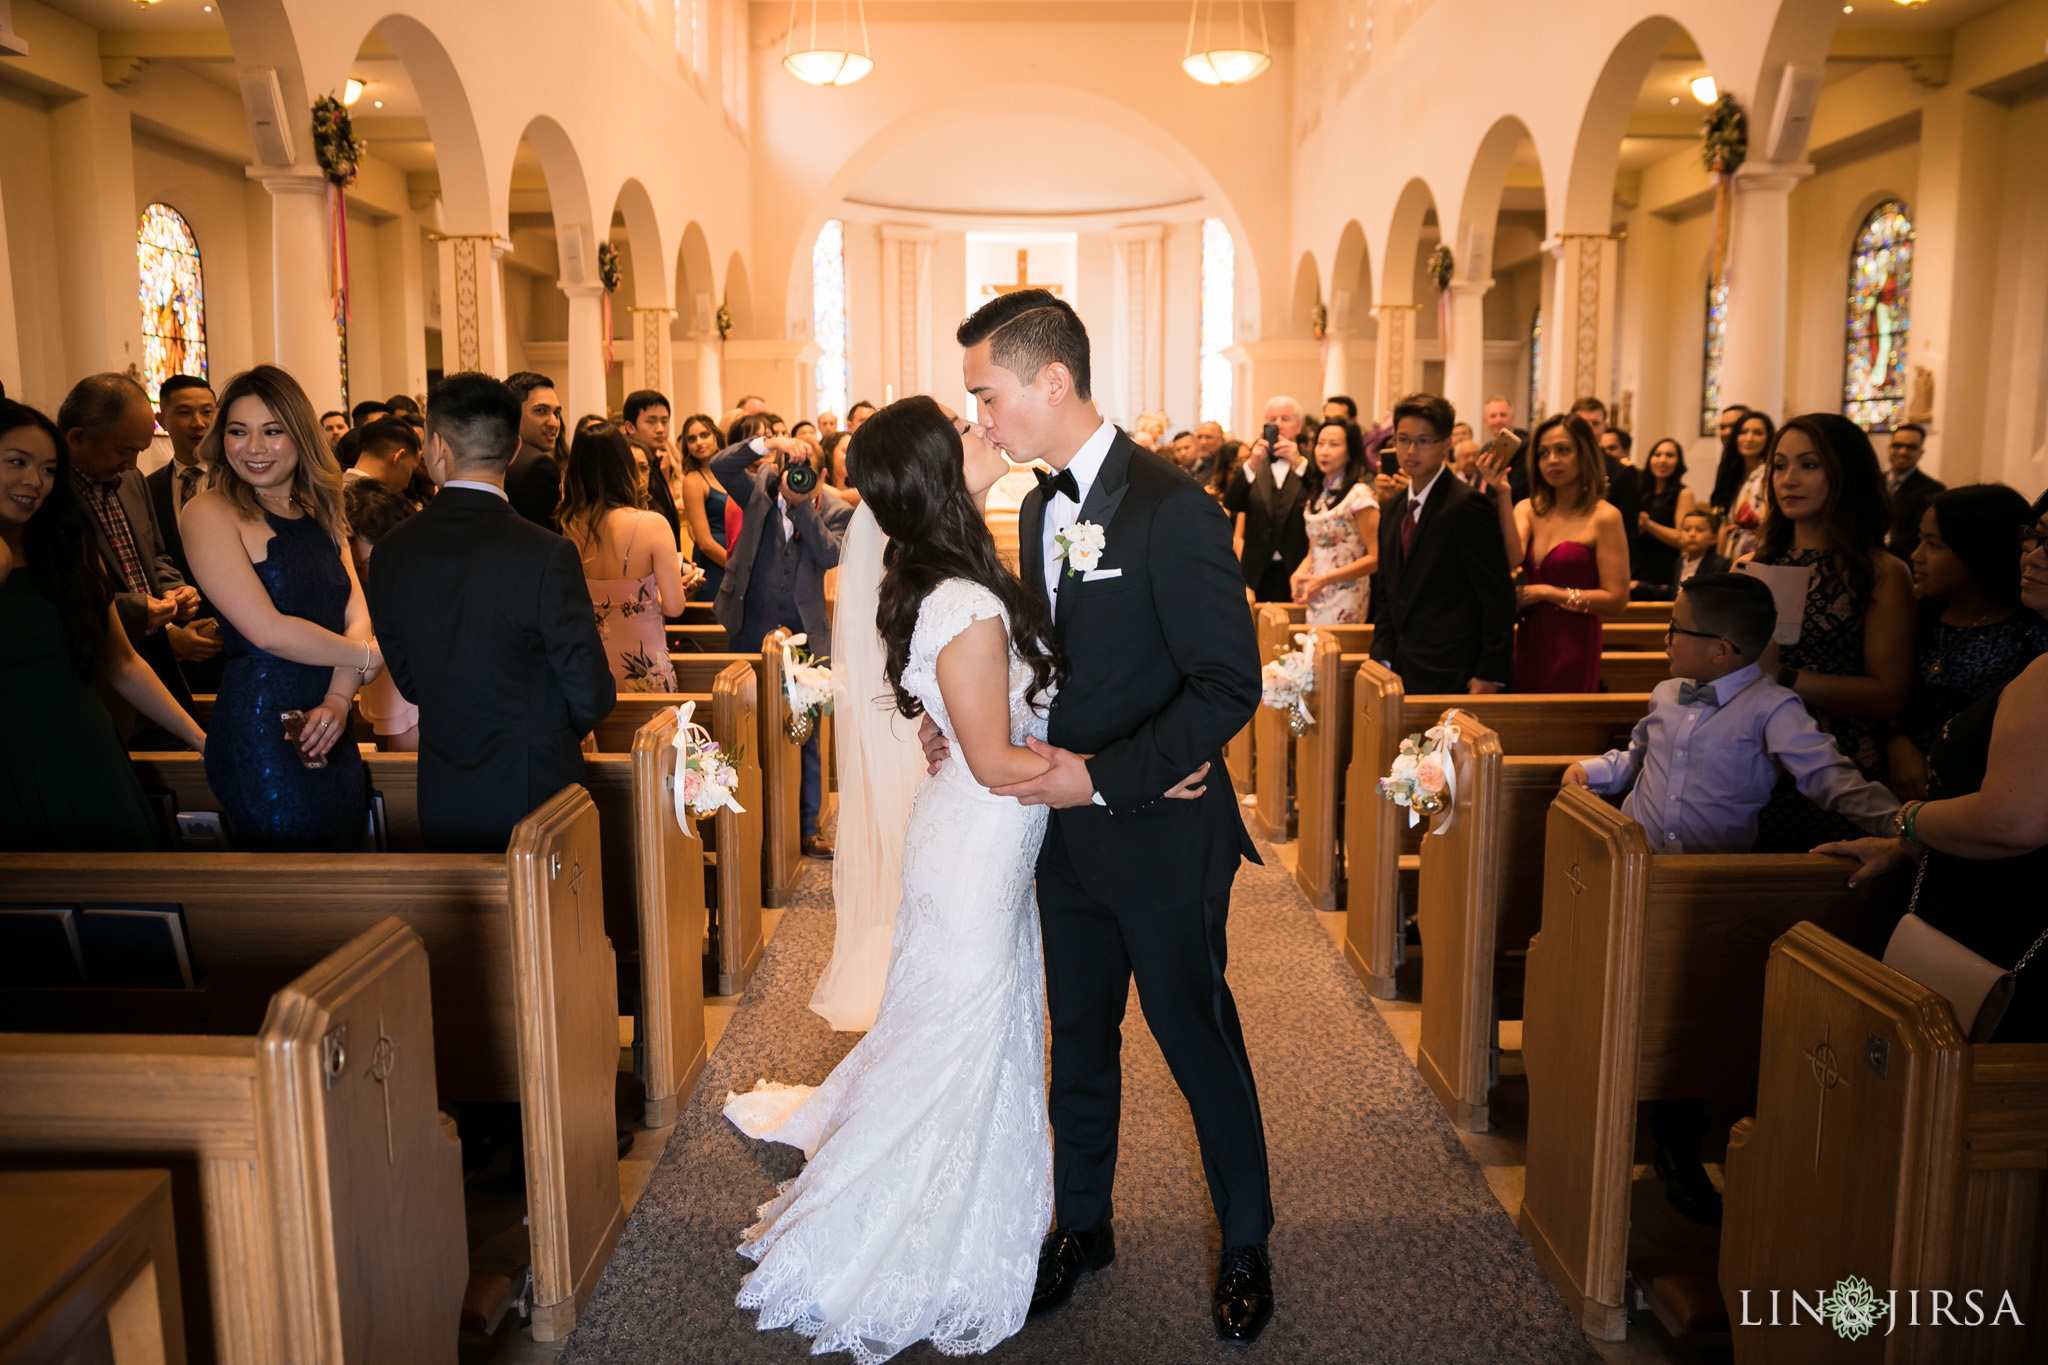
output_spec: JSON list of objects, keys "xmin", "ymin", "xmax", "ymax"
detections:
[
  {"xmin": 560, "ymin": 425, "xmax": 697, "ymax": 693},
  {"xmin": 1292, "ymin": 418, "xmax": 1379, "ymax": 624}
]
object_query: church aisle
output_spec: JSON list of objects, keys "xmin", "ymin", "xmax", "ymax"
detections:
[{"xmin": 560, "ymin": 833, "xmax": 1596, "ymax": 1363}]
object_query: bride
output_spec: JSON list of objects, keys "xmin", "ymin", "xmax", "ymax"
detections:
[{"xmin": 725, "ymin": 395, "xmax": 1065, "ymax": 1360}]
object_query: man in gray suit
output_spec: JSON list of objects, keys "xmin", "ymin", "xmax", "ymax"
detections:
[
  {"xmin": 59, "ymin": 373, "xmax": 201, "ymax": 747},
  {"xmin": 711, "ymin": 430, "xmax": 852, "ymax": 857}
]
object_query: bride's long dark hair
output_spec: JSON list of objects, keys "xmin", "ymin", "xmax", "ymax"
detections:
[{"xmin": 852, "ymin": 395, "xmax": 1063, "ymax": 720}]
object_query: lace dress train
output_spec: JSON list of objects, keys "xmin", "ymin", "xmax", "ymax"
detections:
[{"xmin": 726, "ymin": 578, "xmax": 1054, "ymax": 1362}]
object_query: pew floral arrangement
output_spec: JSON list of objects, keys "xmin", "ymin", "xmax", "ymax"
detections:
[
  {"xmin": 781, "ymin": 634, "xmax": 834, "ymax": 743},
  {"xmin": 1377, "ymin": 716, "xmax": 1463, "ymax": 829},
  {"xmin": 1260, "ymin": 629, "xmax": 1318, "ymax": 736},
  {"xmin": 671, "ymin": 701, "xmax": 745, "ymax": 826}
]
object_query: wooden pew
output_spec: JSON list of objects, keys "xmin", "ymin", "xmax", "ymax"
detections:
[
  {"xmin": 1721, "ymin": 923, "xmax": 2048, "ymax": 1360},
  {"xmin": 1621, "ymin": 601, "xmax": 1672, "ymax": 623},
  {"xmin": 1251, "ymin": 606, "xmax": 1297, "ymax": 840},
  {"xmin": 758, "ymin": 627, "xmax": 823, "ymax": 908},
  {"xmin": 1599, "ymin": 651, "xmax": 1672, "ymax": 693},
  {"xmin": 665, "ymin": 622, "xmax": 730, "ymax": 653},
  {"xmin": 1412, "ymin": 712, "xmax": 1581, "ymax": 1131},
  {"xmin": 1290, "ymin": 628, "xmax": 1373, "ymax": 910},
  {"xmin": 1516, "ymin": 785, "xmax": 1876, "ymax": 1341},
  {"xmin": 0, "ymin": 1168, "xmax": 185, "ymax": 1364},
  {"xmin": 1341, "ymin": 664, "xmax": 1650, "ymax": 998},
  {"xmin": 1603, "ymin": 621, "xmax": 1668, "ymax": 652},
  {"xmin": 0, "ymin": 790, "xmax": 621, "ymax": 1341},
  {"xmin": 0, "ymin": 918, "xmax": 466, "ymax": 1363}
]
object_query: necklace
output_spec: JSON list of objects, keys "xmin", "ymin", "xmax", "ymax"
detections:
[
  {"xmin": 1928, "ymin": 607, "xmax": 2000, "ymax": 677},
  {"xmin": 254, "ymin": 486, "xmax": 296, "ymax": 515}
]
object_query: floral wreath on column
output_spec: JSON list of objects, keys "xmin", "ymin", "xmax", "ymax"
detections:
[
  {"xmin": 1700, "ymin": 93, "xmax": 1748, "ymax": 289},
  {"xmin": 312, "ymin": 95, "xmax": 365, "ymax": 331},
  {"xmin": 597, "ymin": 241, "xmax": 622, "ymax": 373},
  {"xmin": 1427, "ymin": 243, "xmax": 1455, "ymax": 356}
]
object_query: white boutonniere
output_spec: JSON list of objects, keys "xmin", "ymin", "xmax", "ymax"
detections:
[{"xmin": 1054, "ymin": 521, "xmax": 1107, "ymax": 576}]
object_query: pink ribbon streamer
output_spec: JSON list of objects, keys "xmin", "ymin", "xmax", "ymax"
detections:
[
  {"xmin": 327, "ymin": 182, "xmax": 351, "ymax": 326},
  {"xmin": 603, "ymin": 291, "xmax": 616, "ymax": 372}
]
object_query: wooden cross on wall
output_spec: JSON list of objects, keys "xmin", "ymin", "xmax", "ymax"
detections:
[{"xmin": 985, "ymin": 249, "xmax": 1063, "ymax": 297}]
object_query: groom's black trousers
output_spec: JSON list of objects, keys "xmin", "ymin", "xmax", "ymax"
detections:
[{"xmin": 1036, "ymin": 819, "xmax": 1274, "ymax": 1249}]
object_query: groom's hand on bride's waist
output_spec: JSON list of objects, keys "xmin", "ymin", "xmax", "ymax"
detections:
[{"xmin": 918, "ymin": 714, "xmax": 951, "ymax": 775}]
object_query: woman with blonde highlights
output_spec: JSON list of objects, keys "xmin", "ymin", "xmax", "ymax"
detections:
[{"xmin": 181, "ymin": 365, "xmax": 378, "ymax": 849}]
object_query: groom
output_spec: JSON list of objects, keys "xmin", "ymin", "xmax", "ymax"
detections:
[{"xmin": 938, "ymin": 289, "xmax": 1275, "ymax": 1342}]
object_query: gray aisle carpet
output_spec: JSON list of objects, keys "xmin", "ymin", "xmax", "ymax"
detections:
[{"xmin": 561, "ymin": 832, "xmax": 1595, "ymax": 1364}]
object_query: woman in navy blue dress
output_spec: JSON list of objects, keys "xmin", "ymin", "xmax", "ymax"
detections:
[
  {"xmin": 679, "ymin": 413, "xmax": 732, "ymax": 603},
  {"xmin": 183, "ymin": 366, "xmax": 378, "ymax": 851}
]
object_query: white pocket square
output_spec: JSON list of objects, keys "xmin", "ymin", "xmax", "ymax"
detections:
[{"xmin": 1081, "ymin": 567, "xmax": 1123, "ymax": 582}]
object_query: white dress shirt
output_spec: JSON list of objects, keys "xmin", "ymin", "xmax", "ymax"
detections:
[
  {"xmin": 443, "ymin": 479, "xmax": 508, "ymax": 501},
  {"xmin": 1041, "ymin": 419, "xmax": 1118, "ymax": 604}
]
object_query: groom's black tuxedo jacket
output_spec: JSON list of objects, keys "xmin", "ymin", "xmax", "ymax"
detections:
[{"xmin": 1019, "ymin": 430, "xmax": 1262, "ymax": 910}]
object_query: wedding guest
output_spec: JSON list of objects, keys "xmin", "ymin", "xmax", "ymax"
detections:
[
  {"xmin": 1707, "ymin": 403, "xmax": 1753, "ymax": 512},
  {"xmin": 817, "ymin": 410, "xmax": 841, "ymax": 440},
  {"xmin": 1, "ymin": 399, "xmax": 205, "ymax": 850},
  {"xmin": 147, "ymin": 375, "xmax": 224, "ymax": 690},
  {"xmin": 791, "ymin": 418, "xmax": 819, "ymax": 446},
  {"xmin": 623, "ymin": 388, "xmax": 685, "ymax": 549},
  {"xmin": 1170, "ymin": 430, "xmax": 1195, "ymax": 469},
  {"xmin": 505, "ymin": 371, "xmax": 566, "ymax": 533},
  {"xmin": 737, "ymin": 394, "xmax": 771, "ymax": 416},
  {"xmin": 1820, "ymin": 491, "xmax": 2048, "ymax": 1043},
  {"xmin": 343, "ymin": 417, "xmax": 423, "ymax": 499},
  {"xmin": 1323, "ymin": 395, "xmax": 1358, "ymax": 423},
  {"xmin": 1224, "ymin": 396, "xmax": 1310, "ymax": 602},
  {"xmin": 1882, "ymin": 423, "xmax": 1943, "ymax": 561},
  {"xmin": 1449, "ymin": 438, "xmax": 1485, "ymax": 490},
  {"xmin": 821, "ymin": 430, "xmax": 859, "ymax": 508},
  {"xmin": 182, "ymin": 366, "xmax": 376, "ymax": 851},
  {"xmin": 1206, "ymin": 439, "xmax": 1242, "ymax": 502},
  {"xmin": 712, "ymin": 427, "xmax": 853, "ymax": 858},
  {"xmin": 1481, "ymin": 394, "xmax": 1529, "ymax": 502},
  {"xmin": 384, "ymin": 393, "xmax": 422, "ymax": 423},
  {"xmin": 1370, "ymin": 393, "xmax": 1515, "ymax": 693},
  {"xmin": 342, "ymin": 478, "xmax": 420, "ymax": 752},
  {"xmin": 1634, "ymin": 509, "xmax": 1730, "ymax": 600},
  {"xmin": 1572, "ymin": 395, "xmax": 1640, "ymax": 556},
  {"xmin": 561, "ymin": 424, "xmax": 693, "ymax": 693},
  {"xmin": 1741, "ymin": 413, "xmax": 1913, "ymax": 849},
  {"xmin": 1632, "ymin": 437, "xmax": 1695, "ymax": 588},
  {"xmin": 1291, "ymin": 417, "xmax": 1378, "ymax": 625},
  {"xmin": 1483, "ymin": 412, "xmax": 1629, "ymax": 692},
  {"xmin": 845, "ymin": 399, "xmax": 876, "ymax": 433},
  {"xmin": 366, "ymin": 372, "xmax": 615, "ymax": 852},
  {"xmin": 1721, "ymin": 410, "xmax": 1775, "ymax": 559},
  {"xmin": 1132, "ymin": 409, "xmax": 1168, "ymax": 451},
  {"xmin": 1889, "ymin": 483, "xmax": 2048, "ymax": 801},
  {"xmin": 349, "ymin": 399, "xmax": 390, "ymax": 429},
  {"xmin": 1187, "ymin": 420, "xmax": 1226, "ymax": 485},
  {"xmin": 1566, "ymin": 572, "xmax": 1899, "ymax": 1220},
  {"xmin": 320, "ymin": 410, "xmax": 350, "ymax": 446},
  {"xmin": 679, "ymin": 412, "xmax": 734, "ymax": 600},
  {"xmin": 1451, "ymin": 421, "xmax": 1476, "ymax": 451},
  {"xmin": 59, "ymin": 373, "xmax": 201, "ymax": 747}
]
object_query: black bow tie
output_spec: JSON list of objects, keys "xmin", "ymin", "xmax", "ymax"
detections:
[{"xmin": 1035, "ymin": 466, "xmax": 1080, "ymax": 504}]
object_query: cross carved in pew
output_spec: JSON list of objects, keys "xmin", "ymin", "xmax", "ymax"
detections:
[
  {"xmin": 1802, "ymin": 1022, "xmax": 1847, "ymax": 1172},
  {"xmin": 368, "ymin": 1013, "xmax": 398, "ymax": 1164}
]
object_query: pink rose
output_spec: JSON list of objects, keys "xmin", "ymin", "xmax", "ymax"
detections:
[
  {"xmin": 683, "ymin": 770, "xmax": 704, "ymax": 802},
  {"xmin": 1414, "ymin": 754, "xmax": 1446, "ymax": 796}
]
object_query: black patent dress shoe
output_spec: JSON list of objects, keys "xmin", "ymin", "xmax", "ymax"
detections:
[
  {"xmin": 1028, "ymin": 1224, "xmax": 1115, "ymax": 1319},
  {"xmin": 1653, "ymin": 1144, "xmax": 1723, "ymax": 1226},
  {"xmin": 1213, "ymin": 1242, "xmax": 1274, "ymax": 1344}
]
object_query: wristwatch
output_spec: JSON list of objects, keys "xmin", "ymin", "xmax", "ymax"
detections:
[{"xmin": 1777, "ymin": 665, "xmax": 1799, "ymax": 689}]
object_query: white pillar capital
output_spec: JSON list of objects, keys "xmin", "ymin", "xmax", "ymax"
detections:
[
  {"xmin": 1448, "ymin": 278, "xmax": 1495, "ymax": 299},
  {"xmin": 1732, "ymin": 161, "xmax": 1815, "ymax": 195},
  {"xmin": 558, "ymin": 280, "xmax": 607, "ymax": 302},
  {"xmin": 246, "ymin": 165, "xmax": 329, "ymax": 196}
]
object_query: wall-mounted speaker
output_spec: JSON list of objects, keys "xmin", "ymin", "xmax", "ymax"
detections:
[
  {"xmin": 238, "ymin": 66, "xmax": 297, "ymax": 167},
  {"xmin": 558, "ymin": 224, "xmax": 589, "ymax": 285},
  {"xmin": 1764, "ymin": 64, "xmax": 1822, "ymax": 165}
]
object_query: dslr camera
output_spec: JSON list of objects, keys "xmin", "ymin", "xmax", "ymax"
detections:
[{"xmin": 769, "ymin": 450, "xmax": 819, "ymax": 498}]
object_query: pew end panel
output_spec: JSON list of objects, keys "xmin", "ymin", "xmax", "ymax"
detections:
[
  {"xmin": 506, "ymin": 787, "xmax": 625, "ymax": 1340},
  {"xmin": 1415, "ymin": 715, "xmax": 1505, "ymax": 1134},
  {"xmin": 0, "ymin": 1168, "xmax": 186, "ymax": 1365},
  {"xmin": 1251, "ymin": 606, "xmax": 1297, "ymax": 842},
  {"xmin": 1292, "ymin": 637, "xmax": 1372, "ymax": 913},
  {"xmin": 713, "ymin": 664, "xmax": 767, "ymax": 996},
  {"xmin": 630, "ymin": 710, "xmax": 710, "ymax": 1130},
  {"xmin": 1722, "ymin": 923, "xmax": 2048, "ymax": 1363},
  {"xmin": 1341, "ymin": 659, "xmax": 1405, "ymax": 1000},
  {"xmin": 760, "ymin": 629, "xmax": 807, "ymax": 909},
  {"xmin": 669, "ymin": 652, "xmax": 755, "ymax": 694},
  {"xmin": 1517, "ymin": 785, "xmax": 1882, "ymax": 1343}
]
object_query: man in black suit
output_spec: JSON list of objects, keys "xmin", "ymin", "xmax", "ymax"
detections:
[
  {"xmin": 145, "ymin": 374, "xmax": 224, "ymax": 691},
  {"xmin": 366, "ymin": 372, "xmax": 615, "ymax": 852},
  {"xmin": 1883, "ymin": 423, "xmax": 1942, "ymax": 560},
  {"xmin": 1480, "ymin": 395, "xmax": 1530, "ymax": 502},
  {"xmin": 1371, "ymin": 392, "xmax": 1516, "ymax": 693},
  {"xmin": 503, "ymin": 371, "xmax": 565, "ymax": 532},
  {"xmin": 1221, "ymin": 395, "xmax": 1310, "ymax": 601},
  {"xmin": 1572, "ymin": 397, "xmax": 1642, "ymax": 559},
  {"xmin": 944, "ymin": 289, "xmax": 1275, "ymax": 1343},
  {"xmin": 59, "ymin": 373, "xmax": 202, "ymax": 746},
  {"xmin": 622, "ymin": 389, "xmax": 687, "ymax": 552}
]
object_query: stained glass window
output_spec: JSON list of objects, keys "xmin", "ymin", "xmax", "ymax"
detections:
[
  {"xmin": 1844, "ymin": 200, "xmax": 1913, "ymax": 431},
  {"xmin": 1527, "ymin": 307, "xmax": 1542, "ymax": 423},
  {"xmin": 137, "ymin": 204, "xmax": 206, "ymax": 399},
  {"xmin": 812, "ymin": 219, "xmax": 849, "ymax": 421},
  {"xmin": 1699, "ymin": 272, "xmax": 1729, "ymax": 437},
  {"xmin": 1200, "ymin": 217, "xmax": 1235, "ymax": 428}
]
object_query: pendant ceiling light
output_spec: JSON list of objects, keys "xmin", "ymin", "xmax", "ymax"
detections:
[
  {"xmin": 783, "ymin": 0, "xmax": 874, "ymax": 86},
  {"xmin": 1182, "ymin": 0, "xmax": 1272, "ymax": 87}
]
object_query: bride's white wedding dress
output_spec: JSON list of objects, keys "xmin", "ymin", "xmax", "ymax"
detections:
[{"xmin": 724, "ymin": 577, "xmax": 1054, "ymax": 1363}]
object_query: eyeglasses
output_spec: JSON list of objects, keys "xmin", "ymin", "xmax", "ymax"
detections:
[
  {"xmin": 2024, "ymin": 529, "xmax": 2047, "ymax": 556},
  {"xmin": 1391, "ymin": 434, "xmax": 1441, "ymax": 451},
  {"xmin": 1665, "ymin": 623, "xmax": 1725, "ymax": 644}
]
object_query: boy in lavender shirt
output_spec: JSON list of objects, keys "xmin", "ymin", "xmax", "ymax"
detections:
[
  {"xmin": 1564, "ymin": 572, "xmax": 1898, "ymax": 854},
  {"xmin": 1562, "ymin": 571, "xmax": 1898, "ymax": 1225}
]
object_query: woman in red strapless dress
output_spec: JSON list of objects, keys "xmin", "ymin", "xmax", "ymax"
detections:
[{"xmin": 1481, "ymin": 413, "xmax": 1632, "ymax": 693}]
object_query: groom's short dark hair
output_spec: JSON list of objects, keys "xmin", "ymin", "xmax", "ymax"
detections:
[{"xmin": 956, "ymin": 289, "xmax": 1091, "ymax": 401}]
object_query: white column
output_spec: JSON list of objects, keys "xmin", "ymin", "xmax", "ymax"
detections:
[
  {"xmin": 1445, "ymin": 278, "xmax": 1491, "ymax": 428},
  {"xmin": 1111, "ymin": 223, "xmax": 1165, "ymax": 425},
  {"xmin": 53, "ymin": 90, "xmax": 143, "ymax": 383},
  {"xmin": 251, "ymin": 168, "xmax": 341, "ymax": 411},
  {"xmin": 879, "ymin": 225, "xmax": 933, "ymax": 401},
  {"xmin": 561, "ymin": 280, "xmax": 608, "ymax": 425},
  {"xmin": 1543, "ymin": 233, "xmax": 1620, "ymax": 417},
  {"xmin": 1718, "ymin": 161, "xmax": 1814, "ymax": 429},
  {"xmin": 1319, "ymin": 333, "xmax": 1349, "ymax": 408},
  {"xmin": 1374, "ymin": 303, "xmax": 1420, "ymax": 405},
  {"xmin": 687, "ymin": 292, "xmax": 724, "ymax": 415}
]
